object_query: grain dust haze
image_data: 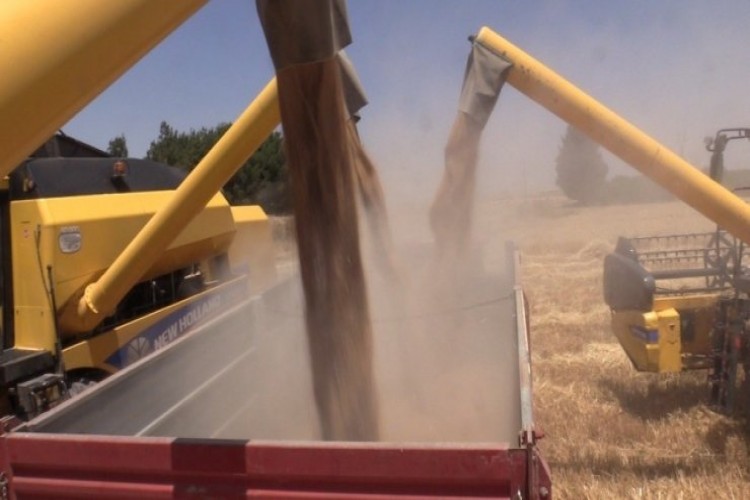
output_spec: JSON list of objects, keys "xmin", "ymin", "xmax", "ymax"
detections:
[{"xmin": 220, "ymin": 81, "xmax": 523, "ymax": 443}]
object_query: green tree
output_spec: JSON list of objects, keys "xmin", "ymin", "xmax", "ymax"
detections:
[
  {"xmin": 146, "ymin": 121, "xmax": 288, "ymax": 212},
  {"xmin": 107, "ymin": 134, "xmax": 129, "ymax": 157},
  {"xmin": 146, "ymin": 121, "xmax": 229, "ymax": 169},
  {"xmin": 555, "ymin": 125, "xmax": 608, "ymax": 204}
]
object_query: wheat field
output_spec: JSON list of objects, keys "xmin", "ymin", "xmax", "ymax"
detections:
[{"xmin": 475, "ymin": 194, "xmax": 750, "ymax": 499}]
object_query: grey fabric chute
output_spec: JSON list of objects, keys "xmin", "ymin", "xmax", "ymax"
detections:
[
  {"xmin": 458, "ymin": 40, "xmax": 513, "ymax": 128},
  {"xmin": 337, "ymin": 50, "xmax": 368, "ymax": 118},
  {"xmin": 255, "ymin": 0, "xmax": 351, "ymax": 70},
  {"xmin": 255, "ymin": 1, "xmax": 367, "ymax": 118}
]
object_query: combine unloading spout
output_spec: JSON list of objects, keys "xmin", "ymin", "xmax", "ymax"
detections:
[
  {"xmin": 0, "ymin": 0, "xmax": 207, "ymax": 176},
  {"xmin": 474, "ymin": 27, "xmax": 750, "ymax": 245},
  {"xmin": 74, "ymin": 80, "xmax": 280, "ymax": 328}
]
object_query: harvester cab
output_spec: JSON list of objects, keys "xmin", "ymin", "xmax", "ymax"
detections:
[{"xmin": 706, "ymin": 128, "xmax": 750, "ymax": 183}]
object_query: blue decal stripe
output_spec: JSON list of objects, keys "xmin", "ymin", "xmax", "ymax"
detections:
[
  {"xmin": 104, "ymin": 280, "xmax": 246, "ymax": 369},
  {"xmin": 630, "ymin": 325, "xmax": 659, "ymax": 344}
]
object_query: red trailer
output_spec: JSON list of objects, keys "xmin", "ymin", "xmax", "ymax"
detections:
[{"xmin": 0, "ymin": 244, "xmax": 550, "ymax": 499}]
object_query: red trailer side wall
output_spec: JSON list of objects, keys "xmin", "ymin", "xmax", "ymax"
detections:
[{"xmin": 0, "ymin": 433, "xmax": 550, "ymax": 498}]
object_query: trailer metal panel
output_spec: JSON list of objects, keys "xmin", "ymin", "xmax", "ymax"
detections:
[{"xmin": 3, "ymin": 434, "xmax": 540, "ymax": 498}]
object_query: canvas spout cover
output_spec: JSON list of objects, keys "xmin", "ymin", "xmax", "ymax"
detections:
[
  {"xmin": 256, "ymin": 0, "xmax": 351, "ymax": 70},
  {"xmin": 459, "ymin": 40, "xmax": 512, "ymax": 128},
  {"xmin": 256, "ymin": 1, "xmax": 366, "ymax": 116},
  {"xmin": 337, "ymin": 50, "xmax": 368, "ymax": 118}
]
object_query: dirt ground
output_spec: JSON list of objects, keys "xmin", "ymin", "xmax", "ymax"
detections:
[{"xmin": 475, "ymin": 194, "xmax": 750, "ymax": 499}]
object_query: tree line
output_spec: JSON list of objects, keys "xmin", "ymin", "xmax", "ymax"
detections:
[
  {"xmin": 555, "ymin": 124, "xmax": 609, "ymax": 205},
  {"xmin": 109, "ymin": 121, "xmax": 672, "ymax": 210},
  {"xmin": 108, "ymin": 122, "xmax": 289, "ymax": 214}
]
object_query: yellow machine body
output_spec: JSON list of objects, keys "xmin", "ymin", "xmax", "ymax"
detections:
[
  {"xmin": 0, "ymin": 0, "xmax": 207, "ymax": 177},
  {"xmin": 11, "ymin": 190, "xmax": 233, "ymax": 341},
  {"xmin": 61, "ymin": 276, "xmax": 250, "ymax": 374},
  {"xmin": 7, "ymin": 178, "xmax": 275, "ymax": 377},
  {"xmin": 611, "ymin": 294, "xmax": 717, "ymax": 373},
  {"xmin": 472, "ymin": 27, "xmax": 750, "ymax": 384}
]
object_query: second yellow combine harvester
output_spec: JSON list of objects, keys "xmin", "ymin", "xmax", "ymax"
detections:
[
  {"xmin": 463, "ymin": 28, "xmax": 750, "ymax": 414},
  {"xmin": 604, "ymin": 128, "xmax": 750, "ymax": 412}
]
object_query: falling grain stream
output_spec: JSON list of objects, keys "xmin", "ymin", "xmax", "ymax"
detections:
[{"xmin": 277, "ymin": 58, "xmax": 380, "ymax": 441}]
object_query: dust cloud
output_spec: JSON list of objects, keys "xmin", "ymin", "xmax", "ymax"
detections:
[
  {"xmin": 257, "ymin": 28, "xmax": 522, "ymax": 442},
  {"xmin": 362, "ymin": 238, "xmax": 522, "ymax": 443},
  {"xmin": 211, "ymin": 91, "xmax": 524, "ymax": 444},
  {"xmin": 233, "ymin": 62, "xmax": 523, "ymax": 443},
  {"xmin": 235, "ymin": 0, "xmax": 749, "ymax": 449},
  {"xmin": 355, "ymin": 104, "xmax": 522, "ymax": 442},
  {"xmin": 88, "ymin": 78, "xmax": 523, "ymax": 444}
]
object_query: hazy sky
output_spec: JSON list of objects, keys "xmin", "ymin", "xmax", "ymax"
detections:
[{"xmin": 65, "ymin": 1, "xmax": 750, "ymax": 200}]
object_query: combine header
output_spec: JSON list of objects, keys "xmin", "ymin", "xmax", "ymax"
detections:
[{"xmin": 604, "ymin": 231, "xmax": 739, "ymax": 373}]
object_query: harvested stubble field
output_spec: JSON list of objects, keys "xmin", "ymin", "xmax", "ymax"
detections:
[{"xmin": 476, "ymin": 194, "xmax": 750, "ymax": 499}]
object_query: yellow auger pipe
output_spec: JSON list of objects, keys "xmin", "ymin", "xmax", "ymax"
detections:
[
  {"xmin": 476, "ymin": 27, "xmax": 750, "ymax": 244},
  {"xmin": 77, "ymin": 79, "xmax": 280, "ymax": 324},
  {"xmin": 0, "ymin": 0, "xmax": 207, "ymax": 177}
]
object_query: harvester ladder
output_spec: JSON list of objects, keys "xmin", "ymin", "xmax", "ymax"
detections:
[{"xmin": 709, "ymin": 298, "xmax": 741, "ymax": 412}]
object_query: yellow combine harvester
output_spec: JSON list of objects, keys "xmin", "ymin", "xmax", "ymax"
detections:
[
  {"xmin": 0, "ymin": 140, "xmax": 276, "ymax": 419},
  {"xmin": 604, "ymin": 128, "xmax": 750, "ymax": 411},
  {"xmin": 0, "ymin": 0, "xmax": 283, "ymax": 419},
  {"xmin": 604, "ymin": 231, "xmax": 733, "ymax": 372},
  {"xmin": 463, "ymin": 27, "xmax": 750, "ymax": 414}
]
